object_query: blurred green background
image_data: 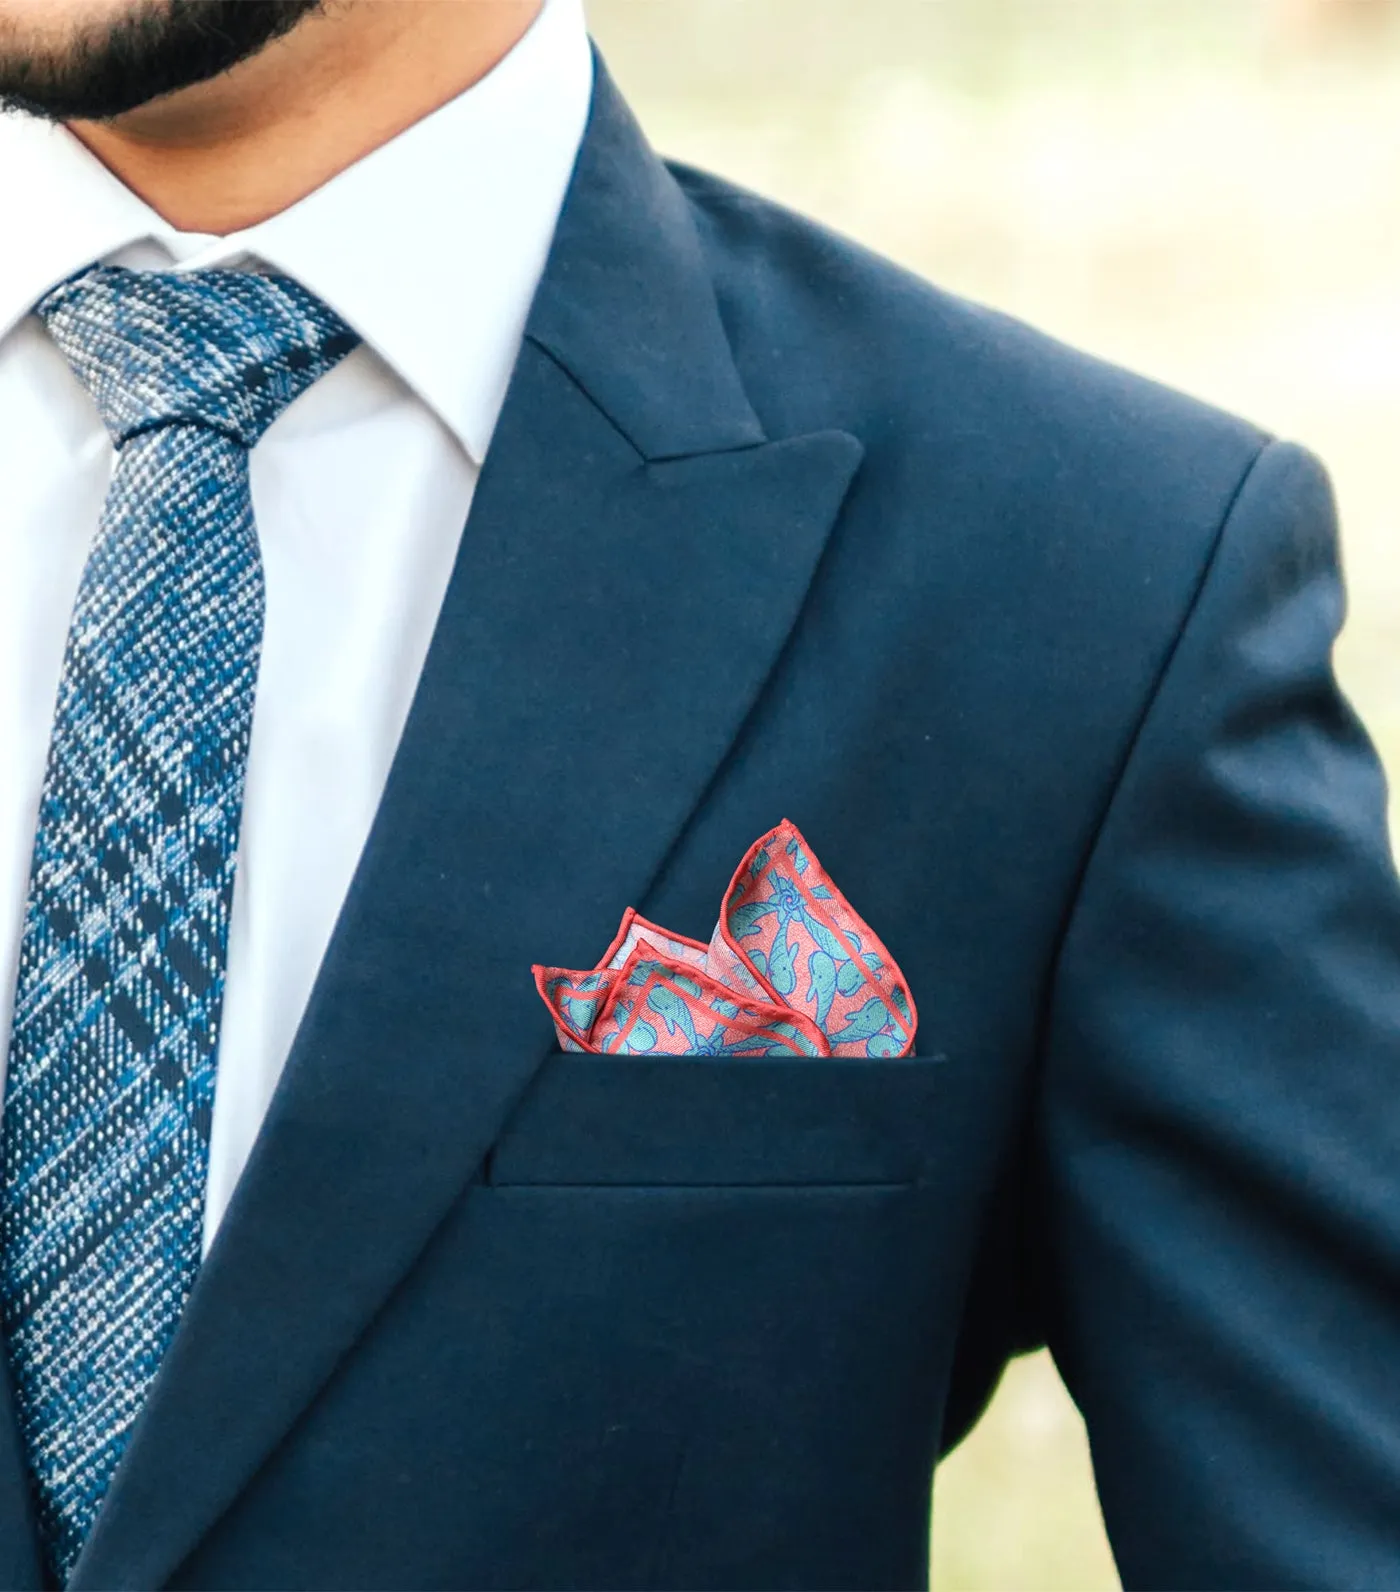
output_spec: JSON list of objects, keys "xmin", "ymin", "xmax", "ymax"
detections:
[{"xmin": 585, "ymin": 1, "xmax": 1400, "ymax": 1586}]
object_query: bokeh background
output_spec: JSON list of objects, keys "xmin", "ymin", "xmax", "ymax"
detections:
[{"xmin": 585, "ymin": 1, "xmax": 1400, "ymax": 1586}]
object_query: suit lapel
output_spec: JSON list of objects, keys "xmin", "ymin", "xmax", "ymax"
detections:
[
  {"xmin": 0, "ymin": 1361, "xmax": 41, "ymax": 1589},
  {"xmin": 69, "ymin": 64, "xmax": 862, "ymax": 1591}
]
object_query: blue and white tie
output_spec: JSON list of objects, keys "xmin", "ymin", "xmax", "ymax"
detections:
[{"xmin": 0, "ymin": 266, "xmax": 358, "ymax": 1582}]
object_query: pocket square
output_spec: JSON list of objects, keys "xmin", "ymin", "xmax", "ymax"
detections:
[{"xmin": 533, "ymin": 820, "xmax": 917, "ymax": 1057}]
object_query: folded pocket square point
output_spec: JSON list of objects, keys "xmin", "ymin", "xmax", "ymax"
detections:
[{"xmin": 533, "ymin": 819, "xmax": 917, "ymax": 1058}]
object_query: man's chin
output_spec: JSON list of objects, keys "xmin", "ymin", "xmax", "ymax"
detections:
[{"xmin": 0, "ymin": 0, "xmax": 321, "ymax": 122}]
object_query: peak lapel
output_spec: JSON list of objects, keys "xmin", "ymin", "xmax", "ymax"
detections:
[{"xmin": 69, "ymin": 63, "xmax": 863, "ymax": 1591}]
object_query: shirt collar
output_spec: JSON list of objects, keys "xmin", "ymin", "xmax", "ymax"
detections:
[{"xmin": 0, "ymin": 0, "xmax": 593, "ymax": 463}]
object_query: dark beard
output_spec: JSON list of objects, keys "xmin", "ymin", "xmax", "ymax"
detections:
[{"xmin": 0, "ymin": 0, "xmax": 323, "ymax": 121}]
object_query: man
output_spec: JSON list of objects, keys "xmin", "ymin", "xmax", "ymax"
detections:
[{"xmin": 0, "ymin": 0, "xmax": 1395, "ymax": 1587}]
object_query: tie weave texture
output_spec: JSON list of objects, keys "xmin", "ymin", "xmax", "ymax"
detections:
[{"xmin": 0, "ymin": 266, "xmax": 357, "ymax": 1582}]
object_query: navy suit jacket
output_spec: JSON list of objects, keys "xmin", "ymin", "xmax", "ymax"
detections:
[{"xmin": 8, "ymin": 57, "xmax": 1399, "ymax": 1592}]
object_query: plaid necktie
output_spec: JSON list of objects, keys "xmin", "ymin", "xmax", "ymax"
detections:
[{"xmin": 0, "ymin": 266, "xmax": 358, "ymax": 1582}]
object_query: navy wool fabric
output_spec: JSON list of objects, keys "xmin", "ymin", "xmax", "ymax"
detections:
[
  {"xmin": 0, "ymin": 268, "xmax": 356, "ymax": 1582},
  {"xmin": 0, "ymin": 60, "xmax": 1396, "ymax": 1592}
]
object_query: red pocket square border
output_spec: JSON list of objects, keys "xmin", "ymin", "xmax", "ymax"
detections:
[{"xmin": 534, "ymin": 820, "xmax": 917, "ymax": 1058}]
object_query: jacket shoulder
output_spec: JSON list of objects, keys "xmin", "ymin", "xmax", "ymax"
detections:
[
  {"xmin": 668, "ymin": 160, "xmax": 1269, "ymax": 528},
  {"xmin": 665, "ymin": 162, "xmax": 1311, "ymax": 844}
]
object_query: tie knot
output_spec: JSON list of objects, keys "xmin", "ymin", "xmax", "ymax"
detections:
[{"xmin": 35, "ymin": 265, "xmax": 359, "ymax": 448}]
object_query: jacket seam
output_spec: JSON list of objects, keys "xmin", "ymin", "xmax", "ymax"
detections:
[
  {"xmin": 994, "ymin": 431, "xmax": 1284, "ymax": 1361},
  {"xmin": 1035, "ymin": 433, "xmax": 1280, "ymax": 1033}
]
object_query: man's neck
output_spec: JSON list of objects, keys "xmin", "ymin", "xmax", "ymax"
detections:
[{"xmin": 68, "ymin": 0, "xmax": 544, "ymax": 235}]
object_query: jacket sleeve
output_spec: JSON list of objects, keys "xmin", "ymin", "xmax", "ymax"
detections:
[{"xmin": 1040, "ymin": 439, "xmax": 1400, "ymax": 1589}]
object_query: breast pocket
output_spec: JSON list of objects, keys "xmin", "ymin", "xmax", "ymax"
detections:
[
  {"xmin": 464, "ymin": 1052, "xmax": 1008, "ymax": 1587},
  {"xmin": 485, "ymin": 1051, "xmax": 995, "ymax": 1193}
]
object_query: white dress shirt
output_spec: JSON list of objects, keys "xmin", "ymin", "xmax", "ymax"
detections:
[{"xmin": 0, "ymin": 0, "xmax": 593, "ymax": 1252}]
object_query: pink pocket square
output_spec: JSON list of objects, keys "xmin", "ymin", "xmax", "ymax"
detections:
[{"xmin": 533, "ymin": 820, "xmax": 917, "ymax": 1057}]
